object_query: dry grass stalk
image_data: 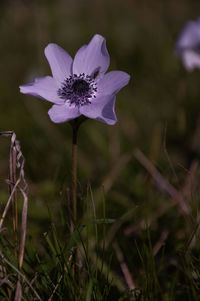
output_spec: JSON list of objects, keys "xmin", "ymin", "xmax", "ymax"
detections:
[
  {"xmin": 0, "ymin": 131, "xmax": 28, "ymax": 300},
  {"xmin": 48, "ymin": 274, "xmax": 63, "ymax": 301},
  {"xmin": 14, "ymin": 281, "xmax": 22, "ymax": 301},
  {"xmin": 24, "ymin": 272, "xmax": 38, "ymax": 298},
  {"xmin": 134, "ymin": 148, "xmax": 190, "ymax": 215},
  {"xmin": 124, "ymin": 153, "xmax": 199, "ymax": 237},
  {"xmin": 9, "ymin": 133, "xmax": 18, "ymax": 257},
  {"xmin": 181, "ymin": 160, "xmax": 199, "ymax": 201},
  {"xmin": 153, "ymin": 230, "xmax": 169, "ymax": 255},
  {"xmin": 102, "ymin": 152, "xmax": 132, "ymax": 192},
  {"xmin": 0, "ymin": 251, "xmax": 42, "ymax": 301},
  {"xmin": 113, "ymin": 242, "xmax": 136, "ymax": 292}
]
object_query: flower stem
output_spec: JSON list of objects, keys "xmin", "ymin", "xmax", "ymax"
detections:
[
  {"xmin": 72, "ymin": 126, "xmax": 78, "ymax": 223},
  {"xmin": 70, "ymin": 116, "xmax": 86, "ymax": 224},
  {"xmin": 70, "ymin": 117, "xmax": 87, "ymax": 279}
]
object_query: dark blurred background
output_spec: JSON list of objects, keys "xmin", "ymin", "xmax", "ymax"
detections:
[{"xmin": 1, "ymin": 0, "xmax": 200, "ymax": 234}]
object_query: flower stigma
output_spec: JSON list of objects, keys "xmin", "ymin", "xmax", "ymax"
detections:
[{"xmin": 57, "ymin": 73, "xmax": 97, "ymax": 107}]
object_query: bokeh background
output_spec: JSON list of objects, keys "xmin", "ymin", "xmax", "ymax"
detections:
[{"xmin": 1, "ymin": 0, "xmax": 200, "ymax": 297}]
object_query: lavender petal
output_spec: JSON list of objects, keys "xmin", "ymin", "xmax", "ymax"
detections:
[
  {"xmin": 80, "ymin": 94, "xmax": 117, "ymax": 125},
  {"xmin": 97, "ymin": 71, "xmax": 130, "ymax": 96},
  {"xmin": 181, "ymin": 50, "xmax": 200, "ymax": 71},
  {"xmin": 176, "ymin": 18, "xmax": 200, "ymax": 71},
  {"xmin": 19, "ymin": 76, "xmax": 63, "ymax": 104},
  {"xmin": 73, "ymin": 34, "xmax": 110, "ymax": 77},
  {"xmin": 45, "ymin": 43, "xmax": 73, "ymax": 83},
  {"xmin": 176, "ymin": 18, "xmax": 200, "ymax": 52},
  {"xmin": 48, "ymin": 103, "xmax": 80, "ymax": 123}
]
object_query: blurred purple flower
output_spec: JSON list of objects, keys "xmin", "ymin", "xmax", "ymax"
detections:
[
  {"xmin": 176, "ymin": 18, "xmax": 200, "ymax": 71},
  {"xmin": 20, "ymin": 34, "xmax": 130, "ymax": 125}
]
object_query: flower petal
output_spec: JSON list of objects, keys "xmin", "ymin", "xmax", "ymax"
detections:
[
  {"xmin": 182, "ymin": 50, "xmax": 200, "ymax": 71},
  {"xmin": 44, "ymin": 43, "xmax": 73, "ymax": 83},
  {"xmin": 80, "ymin": 95, "xmax": 117, "ymax": 125},
  {"xmin": 48, "ymin": 103, "xmax": 80, "ymax": 123},
  {"xmin": 19, "ymin": 76, "xmax": 62, "ymax": 104},
  {"xmin": 73, "ymin": 34, "xmax": 110, "ymax": 77},
  {"xmin": 175, "ymin": 18, "xmax": 200, "ymax": 71},
  {"xmin": 176, "ymin": 18, "xmax": 200, "ymax": 52},
  {"xmin": 97, "ymin": 71, "xmax": 130, "ymax": 96}
]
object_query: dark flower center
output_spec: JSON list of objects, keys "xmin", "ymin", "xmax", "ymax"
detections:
[
  {"xmin": 72, "ymin": 79, "xmax": 90, "ymax": 96},
  {"xmin": 57, "ymin": 73, "xmax": 97, "ymax": 107}
]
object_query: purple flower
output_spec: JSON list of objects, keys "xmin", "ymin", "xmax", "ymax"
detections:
[
  {"xmin": 20, "ymin": 34, "xmax": 130, "ymax": 125},
  {"xmin": 176, "ymin": 18, "xmax": 200, "ymax": 71}
]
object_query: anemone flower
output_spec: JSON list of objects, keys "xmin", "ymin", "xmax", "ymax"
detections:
[
  {"xmin": 175, "ymin": 18, "xmax": 200, "ymax": 71},
  {"xmin": 20, "ymin": 34, "xmax": 130, "ymax": 125}
]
